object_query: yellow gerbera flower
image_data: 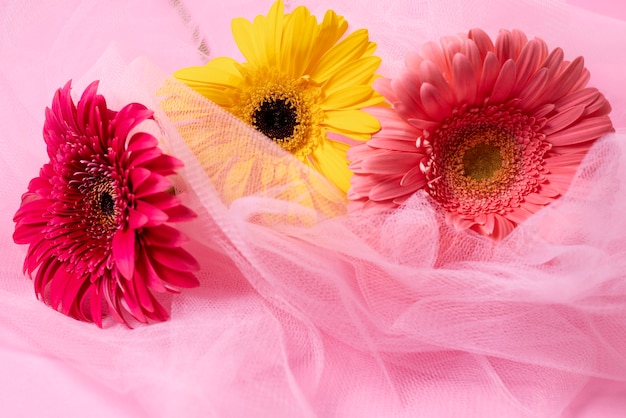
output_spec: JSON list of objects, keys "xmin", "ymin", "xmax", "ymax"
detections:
[{"xmin": 173, "ymin": 0, "xmax": 385, "ymax": 192}]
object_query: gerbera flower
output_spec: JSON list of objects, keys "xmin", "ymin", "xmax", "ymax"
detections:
[
  {"xmin": 13, "ymin": 81, "xmax": 200, "ymax": 326},
  {"xmin": 349, "ymin": 29, "xmax": 613, "ymax": 239},
  {"xmin": 173, "ymin": 0, "xmax": 384, "ymax": 192}
]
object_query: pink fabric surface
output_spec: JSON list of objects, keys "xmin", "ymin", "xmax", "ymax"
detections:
[{"xmin": 1, "ymin": 0, "xmax": 626, "ymax": 417}]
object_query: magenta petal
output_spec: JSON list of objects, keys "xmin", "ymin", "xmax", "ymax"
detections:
[
  {"xmin": 121, "ymin": 278, "xmax": 147, "ymax": 324},
  {"xmin": 128, "ymin": 207, "xmax": 149, "ymax": 229},
  {"xmin": 89, "ymin": 286, "xmax": 103, "ymax": 328},
  {"xmin": 141, "ymin": 154, "xmax": 184, "ymax": 175},
  {"xmin": 129, "ymin": 167, "xmax": 152, "ymax": 190},
  {"xmin": 135, "ymin": 200, "xmax": 169, "ymax": 227},
  {"xmin": 133, "ymin": 173, "xmax": 172, "ymax": 198},
  {"xmin": 164, "ymin": 205, "xmax": 197, "ymax": 223},
  {"xmin": 143, "ymin": 224, "xmax": 188, "ymax": 247},
  {"xmin": 127, "ymin": 132, "xmax": 158, "ymax": 152},
  {"xmin": 136, "ymin": 250, "xmax": 167, "ymax": 292},
  {"xmin": 151, "ymin": 246, "xmax": 200, "ymax": 272},
  {"xmin": 112, "ymin": 227, "xmax": 136, "ymax": 280}
]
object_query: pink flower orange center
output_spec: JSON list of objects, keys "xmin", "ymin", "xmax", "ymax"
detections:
[{"xmin": 424, "ymin": 104, "xmax": 549, "ymax": 216}]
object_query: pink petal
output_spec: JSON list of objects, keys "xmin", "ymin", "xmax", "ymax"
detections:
[
  {"xmin": 513, "ymin": 39, "xmax": 547, "ymax": 91},
  {"xmin": 468, "ymin": 28, "xmax": 495, "ymax": 60},
  {"xmin": 547, "ymin": 117, "xmax": 613, "ymax": 146},
  {"xmin": 524, "ymin": 192, "xmax": 553, "ymax": 205},
  {"xmin": 461, "ymin": 39, "xmax": 483, "ymax": 76},
  {"xmin": 366, "ymin": 137, "xmax": 420, "ymax": 152},
  {"xmin": 517, "ymin": 68, "xmax": 549, "ymax": 109},
  {"xmin": 361, "ymin": 152, "xmax": 422, "ymax": 175},
  {"xmin": 477, "ymin": 52, "xmax": 500, "ymax": 101},
  {"xmin": 452, "ymin": 53, "xmax": 477, "ymax": 104},
  {"xmin": 369, "ymin": 177, "xmax": 411, "ymax": 201},
  {"xmin": 541, "ymin": 47, "xmax": 565, "ymax": 83},
  {"xmin": 491, "ymin": 214, "xmax": 516, "ymax": 240},
  {"xmin": 543, "ymin": 56, "xmax": 585, "ymax": 103},
  {"xmin": 419, "ymin": 60, "xmax": 454, "ymax": 104},
  {"xmin": 400, "ymin": 165, "xmax": 428, "ymax": 188},
  {"xmin": 544, "ymin": 152, "xmax": 586, "ymax": 168},
  {"xmin": 420, "ymin": 82, "xmax": 452, "ymax": 120},
  {"xmin": 542, "ymin": 105, "xmax": 585, "ymax": 135},
  {"xmin": 489, "ymin": 59, "xmax": 516, "ymax": 103}
]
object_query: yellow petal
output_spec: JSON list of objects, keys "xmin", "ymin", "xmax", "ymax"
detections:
[
  {"xmin": 264, "ymin": 0, "xmax": 284, "ymax": 67},
  {"xmin": 311, "ymin": 140, "xmax": 352, "ymax": 193},
  {"xmin": 322, "ymin": 56, "xmax": 381, "ymax": 96},
  {"xmin": 281, "ymin": 6, "xmax": 318, "ymax": 77},
  {"xmin": 323, "ymin": 109, "xmax": 381, "ymax": 136},
  {"xmin": 173, "ymin": 57, "xmax": 243, "ymax": 106},
  {"xmin": 305, "ymin": 9, "xmax": 347, "ymax": 70},
  {"xmin": 321, "ymin": 87, "xmax": 384, "ymax": 110},
  {"xmin": 232, "ymin": 17, "xmax": 263, "ymax": 64},
  {"xmin": 310, "ymin": 29, "xmax": 371, "ymax": 82}
]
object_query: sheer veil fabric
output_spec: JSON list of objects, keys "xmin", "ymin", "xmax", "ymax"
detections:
[{"xmin": 1, "ymin": 0, "xmax": 626, "ymax": 417}]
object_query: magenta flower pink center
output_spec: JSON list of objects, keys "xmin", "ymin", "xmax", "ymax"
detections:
[{"xmin": 424, "ymin": 104, "xmax": 549, "ymax": 216}]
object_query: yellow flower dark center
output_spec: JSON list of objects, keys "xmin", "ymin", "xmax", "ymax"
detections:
[
  {"xmin": 462, "ymin": 142, "xmax": 503, "ymax": 181},
  {"xmin": 236, "ymin": 70, "xmax": 323, "ymax": 159},
  {"xmin": 252, "ymin": 98, "xmax": 299, "ymax": 141}
]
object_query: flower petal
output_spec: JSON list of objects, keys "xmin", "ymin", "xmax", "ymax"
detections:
[{"xmin": 112, "ymin": 227, "xmax": 136, "ymax": 280}]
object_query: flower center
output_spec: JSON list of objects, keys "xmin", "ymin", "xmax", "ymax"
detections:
[
  {"xmin": 422, "ymin": 104, "xmax": 548, "ymax": 215},
  {"xmin": 236, "ymin": 70, "xmax": 323, "ymax": 158},
  {"xmin": 99, "ymin": 191, "xmax": 116, "ymax": 217},
  {"xmin": 252, "ymin": 98, "xmax": 299, "ymax": 141},
  {"xmin": 81, "ymin": 176, "xmax": 122, "ymax": 239},
  {"xmin": 462, "ymin": 142, "xmax": 502, "ymax": 181}
]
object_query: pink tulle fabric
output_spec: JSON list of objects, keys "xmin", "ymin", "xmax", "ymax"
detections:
[{"xmin": 1, "ymin": 0, "xmax": 626, "ymax": 417}]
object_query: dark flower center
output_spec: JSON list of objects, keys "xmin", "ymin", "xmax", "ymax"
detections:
[
  {"xmin": 99, "ymin": 191, "xmax": 116, "ymax": 216},
  {"xmin": 462, "ymin": 142, "xmax": 503, "ymax": 181},
  {"xmin": 80, "ymin": 176, "xmax": 121, "ymax": 240},
  {"xmin": 252, "ymin": 98, "xmax": 299, "ymax": 141}
]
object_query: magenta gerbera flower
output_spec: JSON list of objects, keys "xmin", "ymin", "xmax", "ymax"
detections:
[
  {"xmin": 13, "ymin": 81, "xmax": 200, "ymax": 326},
  {"xmin": 348, "ymin": 29, "xmax": 614, "ymax": 240}
]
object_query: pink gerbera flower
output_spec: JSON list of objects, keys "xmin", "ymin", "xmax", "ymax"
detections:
[
  {"xmin": 13, "ymin": 81, "xmax": 200, "ymax": 327},
  {"xmin": 348, "ymin": 29, "xmax": 614, "ymax": 239}
]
